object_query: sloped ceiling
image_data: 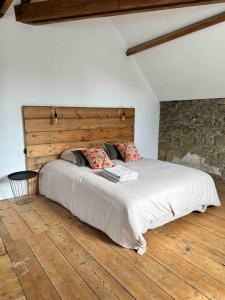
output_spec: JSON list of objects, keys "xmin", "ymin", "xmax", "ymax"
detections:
[
  {"xmin": 2, "ymin": 1, "xmax": 225, "ymax": 101},
  {"xmin": 112, "ymin": 4, "xmax": 225, "ymax": 101}
]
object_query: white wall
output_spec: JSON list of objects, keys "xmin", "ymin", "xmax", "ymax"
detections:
[
  {"xmin": 0, "ymin": 7, "xmax": 159, "ymax": 200},
  {"xmin": 113, "ymin": 4, "xmax": 225, "ymax": 100}
]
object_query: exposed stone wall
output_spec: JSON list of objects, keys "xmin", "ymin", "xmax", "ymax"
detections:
[{"xmin": 159, "ymin": 99, "xmax": 225, "ymax": 180}]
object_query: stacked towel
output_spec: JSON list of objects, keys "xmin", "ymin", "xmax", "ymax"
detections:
[{"xmin": 99, "ymin": 164, "xmax": 139, "ymax": 183}]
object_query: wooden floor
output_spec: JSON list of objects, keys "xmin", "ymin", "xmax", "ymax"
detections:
[{"xmin": 0, "ymin": 183, "xmax": 225, "ymax": 300}]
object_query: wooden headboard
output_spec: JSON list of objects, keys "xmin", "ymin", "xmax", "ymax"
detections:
[{"xmin": 22, "ymin": 106, "xmax": 135, "ymax": 193}]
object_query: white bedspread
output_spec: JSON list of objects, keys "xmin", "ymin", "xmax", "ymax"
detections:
[{"xmin": 39, "ymin": 158, "xmax": 220, "ymax": 254}]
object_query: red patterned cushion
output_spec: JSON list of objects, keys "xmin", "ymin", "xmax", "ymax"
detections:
[
  {"xmin": 81, "ymin": 148, "xmax": 114, "ymax": 170},
  {"xmin": 115, "ymin": 142, "xmax": 142, "ymax": 163}
]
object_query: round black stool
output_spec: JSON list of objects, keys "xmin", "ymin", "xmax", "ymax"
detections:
[{"xmin": 8, "ymin": 171, "xmax": 38, "ymax": 198}]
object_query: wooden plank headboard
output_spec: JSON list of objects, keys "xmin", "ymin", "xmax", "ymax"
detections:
[{"xmin": 22, "ymin": 106, "xmax": 135, "ymax": 194}]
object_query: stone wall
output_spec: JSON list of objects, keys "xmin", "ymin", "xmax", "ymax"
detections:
[{"xmin": 159, "ymin": 99, "xmax": 225, "ymax": 180}]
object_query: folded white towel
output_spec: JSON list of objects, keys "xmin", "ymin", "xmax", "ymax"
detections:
[
  {"xmin": 103, "ymin": 165, "xmax": 139, "ymax": 179},
  {"xmin": 99, "ymin": 172, "xmax": 138, "ymax": 183},
  {"xmin": 100, "ymin": 165, "xmax": 139, "ymax": 183},
  {"xmin": 118, "ymin": 174, "xmax": 138, "ymax": 182}
]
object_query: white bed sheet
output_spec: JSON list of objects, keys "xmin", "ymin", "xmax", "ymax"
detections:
[{"xmin": 39, "ymin": 158, "xmax": 220, "ymax": 254}]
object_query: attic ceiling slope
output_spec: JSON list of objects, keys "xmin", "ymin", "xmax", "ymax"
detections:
[
  {"xmin": 15, "ymin": 0, "xmax": 225, "ymax": 25},
  {"xmin": 126, "ymin": 10, "xmax": 225, "ymax": 55},
  {"xmin": 112, "ymin": 4, "xmax": 225, "ymax": 100}
]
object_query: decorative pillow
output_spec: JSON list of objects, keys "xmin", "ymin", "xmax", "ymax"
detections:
[
  {"xmin": 72, "ymin": 150, "xmax": 90, "ymax": 167},
  {"xmin": 115, "ymin": 142, "xmax": 142, "ymax": 163},
  {"xmin": 81, "ymin": 148, "xmax": 114, "ymax": 170},
  {"xmin": 60, "ymin": 149, "xmax": 90, "ymax": 167},
  {"xmin": 104, "ymin": 144, "xmax": 118, "ymax": 160},
  {"xmin": 60, "ymin": 149, "xmax": 79, "ymax": 164},
  {"xmin": 104, "ymin": 144, "xmax": 125, "ymax": 160}
]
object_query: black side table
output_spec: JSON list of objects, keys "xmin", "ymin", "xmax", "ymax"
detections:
[{"xmin": 8, "ymin": 171, "xmax": 38, "ymax": 198}]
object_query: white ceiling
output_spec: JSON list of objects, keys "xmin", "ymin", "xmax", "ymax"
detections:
[
  {"xmin": 5, "ymin": 1, "xmax": 225, "ymax": 101},
  {"xmin": 112, "ymin": 4, "xmax": 225, "ymax": 101}
]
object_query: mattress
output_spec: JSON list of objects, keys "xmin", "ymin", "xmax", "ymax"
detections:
[{"xmin": 39, "ymin": 158, "xmax": 220, "ymax": 254}]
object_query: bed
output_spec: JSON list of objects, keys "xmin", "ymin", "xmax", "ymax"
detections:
[{"xmin": 39, "ymin": 158, "xmax": 220, "ymax": 254}]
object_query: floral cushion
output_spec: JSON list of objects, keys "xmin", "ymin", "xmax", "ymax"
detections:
[
  {"xmin": 81, "ymin": 148, "xmax": 114, "ymax": 170},
  {"xmin": 115, "ymin": 142, "xmax": 142, "ymax": 163}
]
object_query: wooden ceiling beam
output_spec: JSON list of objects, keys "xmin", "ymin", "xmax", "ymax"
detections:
[
  {"xmin": 14, "ymin": 0, "xmax": 225, "ymax": 25},
  {"xmin": 0, "ymin": 0, "xmax": 13, "ymax": 17},
  {"xmin": 126, "ymin": 10, "xmax": 225, "ymax": 55}
]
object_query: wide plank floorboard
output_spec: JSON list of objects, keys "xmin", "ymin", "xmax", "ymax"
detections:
[
  {"xmin": 184, "ymin": 212, "xmax": 225, "ymax": 238},
  {"xmin": 0, "ymin": 255, "xmax": 26, "ymax": 300},
  {"xmin": 0, "ymin": 230, "xmax": 60, "ymax": 300},
  {"xmin": 0, "ymin": 181, "xmax": 224, "ymax": 300}
]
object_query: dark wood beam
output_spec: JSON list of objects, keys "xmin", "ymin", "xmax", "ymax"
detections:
[
  {"xmin": 126, "ymin": 11, "xmax": 225, "ymax": 55},
  {"xmin": 14, "ymin": 0, "xmax": 225, "ymax": 25},
  {"xmin": 0, "ymin": 0, "xmax": 13, "ymax": 17}
]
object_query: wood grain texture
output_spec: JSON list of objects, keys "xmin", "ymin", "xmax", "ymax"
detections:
[
  {"xmin": 23, "ymin": 106, "xmax": 134, "ymax": 119},
  {"xmin": 126, "ymin": 10, "xmax": 225, "ymax": 55},
  {"xmin": 47, "ymin": 226, "xmax": 134, "ymax": 300},
  {"xmin": 24, "ymin": 118, "xmax": 134, "ymax": 132},
  {"xmin": 154, "ymin": 218, "xmax": 225, "ymax": 264},
  {"xmin": 27, "ymin": 155, "xmax": 59, "ymax": 170},
  {"xmin": 3, "ymin": 238, "xmax": 60, "ymax": 300},
  {"xmin": 26, "ymin": 137, "xmax": 133, "ymax": 158},
  {"xmin": 110, "ymin": 240, "xmax": 207, "ymax": 299},
  {"xmin": 0, "ymin": 255, "xmax": 26, "ymax": 300},
  {"xmin": 27, "ymin": 233, "xmax": 99, "ymax": 300},
  {"xmin": 0, "ymin": 184, "xmax": 224, "ymax": 299},
  {"xmin": 23, "ymin": 106, "xmax": 135, "ymax": 194},
  {"xmin": 25, "ymin": 127, "xmax": 134, "ymax": 145},
  {"xmin": 148, "ymin": 232, "xmax": 225, "ymax": 285},
  {"xmin": 0, "ymin": 220, "xmax": 26, "ymax": 300},
  {"xmin": 146, "ymin": 237, "xmax": 225, "ymax": 299},
  {"xmin": 14, "ymin": 0, "xmax": 225, "ymax": 25}
]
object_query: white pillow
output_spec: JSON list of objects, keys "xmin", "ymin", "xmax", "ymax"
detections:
[{"xmin": 60, "ymin": 148, "xmax": 84, "ymax": 164}]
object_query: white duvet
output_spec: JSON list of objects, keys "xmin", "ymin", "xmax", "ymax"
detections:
[{"xmin": 39, "ymin": 158, "xmax": 220, "ymax": 254}]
